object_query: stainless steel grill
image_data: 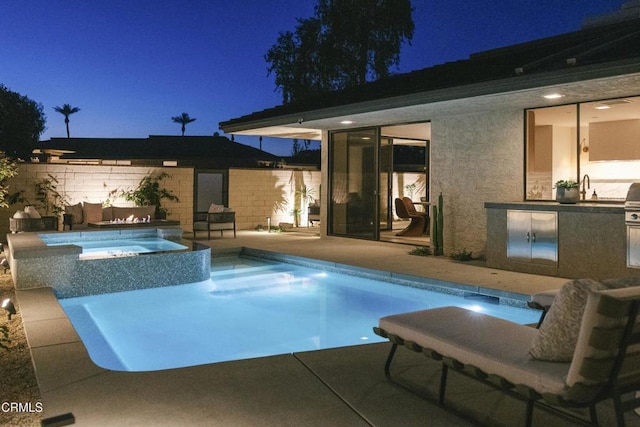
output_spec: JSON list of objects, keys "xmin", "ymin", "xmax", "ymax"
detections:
[
  {"xmin": 626, "ymin": 183, "xmax": 640, "ymax": 268},
  {"xmin": 626, "ymin": 183, "xmax": 640, "ymax": 224}
]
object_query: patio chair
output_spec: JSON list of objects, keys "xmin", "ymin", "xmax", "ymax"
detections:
[
  {"xmin": 402, "ymin": 197, "xmax": 429, "ymax": 234},
  {"xmin": 374, "ymin": 284, "xmax": 640, "ymax": 427},
  {"xmin": 193, "ymin": 209, "xmax": 236, "ymax": 239},
  {"xmin": 394, "ymin": 198, "xmax": 425, "ymax": 236}
]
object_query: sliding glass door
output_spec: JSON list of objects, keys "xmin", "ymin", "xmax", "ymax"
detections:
[{"xmin": 329, "ymin": 128, "xmax": 379, "ymax": 240}]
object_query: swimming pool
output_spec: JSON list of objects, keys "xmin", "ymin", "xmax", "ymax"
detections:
[{"xmin": 59, "ymin": 256, "xmax": 541, "ymax": 372}]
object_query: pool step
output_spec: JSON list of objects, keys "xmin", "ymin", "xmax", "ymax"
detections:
[
  {"xmin": 209, "ymin": 271, "xmax": 311, "ymax": 295},
  {"xmin": 210, "ymin": 263, "xmax": 294, "ymax": 280}
]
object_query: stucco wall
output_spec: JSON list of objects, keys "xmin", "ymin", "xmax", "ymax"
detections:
[
  {"xmin": 1, "ymin": 164, "xmax": 193, "ymax": 238},
  {"xmin": 430, "ymin": 109, "xmax": 524, "ymax": 257},
  {"xmin": 228, "ymin": 168, "xmax": 322, "ymax": 230}
]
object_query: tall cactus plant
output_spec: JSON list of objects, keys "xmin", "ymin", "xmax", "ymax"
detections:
[{"xmin": 432, "ymin": 192, "xmax": 444, "ymax": 256}]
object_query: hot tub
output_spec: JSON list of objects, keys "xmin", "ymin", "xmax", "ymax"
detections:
[{"xmin": 7, "ymin": 227, "xmax": 210, "ymax": 298}]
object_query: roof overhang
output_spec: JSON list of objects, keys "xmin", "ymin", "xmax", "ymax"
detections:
[{"xmin": 221, "ymin": 60, "xmax": 640, "ymax": 140}]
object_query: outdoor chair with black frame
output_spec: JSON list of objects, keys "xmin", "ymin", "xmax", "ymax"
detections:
[{"xmin": 193, "ymin": 207, "xmax": 236, "ymax": 239}]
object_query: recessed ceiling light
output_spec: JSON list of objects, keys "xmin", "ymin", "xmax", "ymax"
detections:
[
  {"xmin": 340, "ymin": 120, "xmax": 353, "ymax": 125},
  {"xmin": 543, "ymin": 93, "xmax": 564, "ymax": 100},
  {"xmin": 594, "ymin": 105, "xmax": 611, "ymax": 110}
]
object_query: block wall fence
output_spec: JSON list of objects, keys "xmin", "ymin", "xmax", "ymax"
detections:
[
  {"xmin": 228, "ymin": 169, "xmax": 322, "ymax": 230},
  {"xmin": 0, "ymin": 164, "xmax": 322, "ymax": 240}
]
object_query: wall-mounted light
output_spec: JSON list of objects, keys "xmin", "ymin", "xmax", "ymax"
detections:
[
  {"xmin": 581, "ymin": 138, "xmax": 589, "ymax": 153},
  {"xmin": 266, "ymin": 216, "xmax": 271, "ymax": 233}
]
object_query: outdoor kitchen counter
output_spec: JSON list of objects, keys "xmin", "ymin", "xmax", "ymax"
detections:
[
  {"xmin": 484, "ymin": 201, "xmax": 638, "ymax": 281},
  {"xmin": 484, "ymin": 201, "xmax": 624, "ymax": 213}
]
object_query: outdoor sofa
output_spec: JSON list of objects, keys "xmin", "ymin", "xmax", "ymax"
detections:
[
  {"xmin": 374, "ymin": 279, "xmax": 640, "ymax": 426},
  {"xmin": 63, "ymin": 202, "xmax": 157, "ymax": 230}
]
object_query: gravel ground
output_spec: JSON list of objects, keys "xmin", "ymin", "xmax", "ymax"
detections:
[{"xmin": 0, "ymin": 271, "xmax": 42, "ymax": 426}]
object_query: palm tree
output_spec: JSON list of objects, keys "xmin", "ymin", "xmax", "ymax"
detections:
[
  {"xmin": 171, "ymin": 113, "xmax": 196, "ymax": 136},
  {"xmin": 53, "ymin": 104, "xmax": 81, "ymax": 138}
]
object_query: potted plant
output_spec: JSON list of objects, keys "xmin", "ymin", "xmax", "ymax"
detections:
[
  {"xmin": 34, "ymin": 174, "xmax": 68, "ymax": 217},
  {"xmin": 554, "ymin": 179, "xmax": 580, "ymax": 204},
  {"xmin": 120, "ymin": 172, "xmax": 179, "ymax": 219}
]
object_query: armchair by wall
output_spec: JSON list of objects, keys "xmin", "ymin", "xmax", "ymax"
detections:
[{"xmin": 193, "ymin": 206, "xmax": 236, "ymax": 239}]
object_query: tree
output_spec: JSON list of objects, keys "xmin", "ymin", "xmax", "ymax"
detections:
[
  {"xmin": 0, "ymin": 151, "xmax": 18, "ymax": 208},
  {"xmin": 0, "ymin": 84, "xmax": 46, "ymax": 159},
  {"xmin": 265, "ymin": 0, "xmax": 414, "ymax": 103},
  {"xmin": 171, "ymin": 112, "xmax": 196, "ymax": 136},
  {"xmin": 53, "ymin": 104, "xmax": 81, "ymax": 138}
]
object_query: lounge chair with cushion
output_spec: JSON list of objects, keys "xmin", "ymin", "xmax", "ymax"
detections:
[
  {"xmin": 374, "ymin": 281, "xmax": 640, "ymax": 426},
  {"xmin": 394, "ymin": 198, "xmax": 425, "ymax": 236}
]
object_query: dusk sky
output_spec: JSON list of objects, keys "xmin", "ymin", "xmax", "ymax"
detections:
[{"xmin": 1, "ymin": 1, "xmax": 625, "ymax": 155}]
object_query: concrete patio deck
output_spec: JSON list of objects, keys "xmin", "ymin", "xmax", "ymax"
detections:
[{"xmin": 17, "ymin": 230, "xmax": 640, "ymax": 426}]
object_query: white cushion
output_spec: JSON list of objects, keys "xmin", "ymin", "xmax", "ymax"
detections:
[
  {"xmin": 379, "ymin": 307, "xmax": 570, "ymax": 395},
  {"xmin": 24, "ymin": 205, "xmax": 41, "ymax": 219},
  {"xmin": 208, "ymin": 203, "xmax": 225, "ymax": 213}
]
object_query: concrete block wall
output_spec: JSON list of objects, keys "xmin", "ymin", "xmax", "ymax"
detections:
[
  {"xmin": 1, "ymin": 164, "xmax": 194, "ymax": 238},
  {"xmin": 430, "ymin": 109, "xmax": 524, "ymax": 258},
  {"xmin": 228, "ymin": 168, "xmax": 321, "ymax": 230}
]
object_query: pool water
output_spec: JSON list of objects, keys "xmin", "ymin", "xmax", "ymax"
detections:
[
  {"xmin": 44, "ymin": 237, "xmax": 188, "ymax": 258},
  {"xmin": 60, "ymin": 257, "xmax": 540, "ymax": 372}
]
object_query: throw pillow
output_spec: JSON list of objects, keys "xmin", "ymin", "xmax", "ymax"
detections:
[
  {"xmin": 65, "ymin": 203, "xmax": 83, "ymax": 224},
  {"xmin": 208, "ymin": 203, "xmax": 225, "ymax": 213},
  {"xmin": 83, "ymin": 202, "xmax": 103, "ymax": 224},
  {"xmin": 530, "ymin": 278, "xmax": 607, "ymax": 362},
  {"xmin": 24, "ymin": 205, "xmax": 41, "ymax": 219}
]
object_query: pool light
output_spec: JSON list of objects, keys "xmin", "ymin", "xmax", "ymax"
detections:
[
  {"xmin": 467, "ymin": 304, "xmax": 485, "ymax": 313},
  {"xmin": 2, "ymin": 298, "xmax": 16, "ymax": 320}
]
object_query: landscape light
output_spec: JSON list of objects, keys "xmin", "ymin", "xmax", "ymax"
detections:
[{"xmin": 2, "ymin": 298, "xmax": 16, "ymax": 320}]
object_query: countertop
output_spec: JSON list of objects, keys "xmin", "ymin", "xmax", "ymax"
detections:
[{"xmin": 484, "ymin": 201, "xmax": 624, "ymax": 214}]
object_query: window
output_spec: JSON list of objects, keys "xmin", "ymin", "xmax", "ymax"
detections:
[{"xmin": 526, "ymin": 95, "xmax": 640, "ymax": 201}]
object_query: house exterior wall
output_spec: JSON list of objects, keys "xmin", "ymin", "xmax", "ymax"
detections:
[
  {"xmin": 430, "ymin": 109, "xmax": 524, "ymax": 257},
  {"xmin": 317, "ymin": 109, "xmax": 524, "ymax": 257},
  {"xmin": 228, "ymin": 168, "xmax": 322, "ymax": 230},
  {"xmin": 1, "ymin": 164, "xmax": 193, "ymax": 237}
]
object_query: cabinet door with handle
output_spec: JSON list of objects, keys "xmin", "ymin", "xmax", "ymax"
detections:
[
  {"xmin": 530, "ymin": 212, "xmax": 557, "ymax": 265},
  {"xmin": 507, "ymin": 210, "xmax": 532, "ymax": 262},
  {"xmin": 507, "ymin": 210, "xmax": 557, "ymax": 265}
]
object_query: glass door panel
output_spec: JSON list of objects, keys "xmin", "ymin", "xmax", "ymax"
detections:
[
  {"xmin": 329, "ymin": 129, "xmax": 378, "ymax": 240},
  {"xmin": 379, "ymin": 137, "xmax": 393, "ymax": 230}
]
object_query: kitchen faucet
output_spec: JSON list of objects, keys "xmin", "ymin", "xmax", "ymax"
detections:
[{"xmin": 581, "ymin": 174, "xmax": 590, "ymax": 200}]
